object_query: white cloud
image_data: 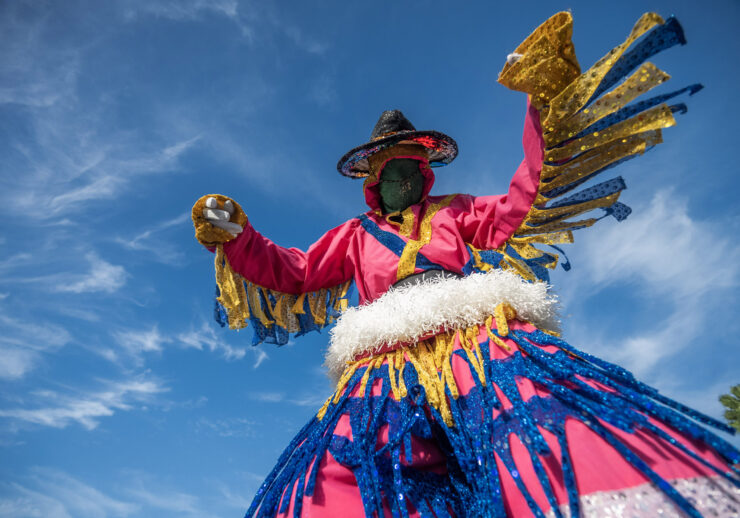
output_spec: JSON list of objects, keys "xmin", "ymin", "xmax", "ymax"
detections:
[
  {"xmin": 115, "ymin": 212, "xmax": 189, "ymax": 265},
  {"xmin": 195, "ymin": 417, "xmax": 253, "ymax": 438},
  {"xmin": 122, "ymin": 0, "xmax": 239, "ymax": 22},
  {"xmin": 0, "ymin": 377, "xmax": 168, "ymax": 431},
  {"xmin": 561, "ymin": 189, "xmax": 739, "ymax": 377},
  {"xmin": 308, "ymin": 74, "xmax": 338, "ymax": 107},
  {"xmin": 126, "ymin": 488, "xmax": 201, "ymax": 514},
  {"xmin": 253, "ymin": 349, "xmax": 268, "ymax": 369},
  {"xmin": 177, "ymin": 323, "xmax": 251, "ymax": 362},
  {"xmin": 54, "ymin": 253, "xmax": 128, "ymax": 294},
  {"xmin": 23, "ymin": 136, "xmax": 201, "ymax": 218},
  {"xmin": 0, "ymin": 348, "xmax": 38, "ymax": 382},
  {"xmin": 247, "ymin": 391, "xmax": 283, "ymax": 403},
  {"xmin": 0, "ymin": 6, "xmax": 80, "ymax": 108},
  {"xmin": 578, "ymin": 190, "xmax": 738, "ymax": 298},
  {"xmin": 0, "ymin": 467, "xmax": 138, "ymax": 518},
  {"xmin": 248, "ymin": 391, "xmax": 326, "ymax": 408},
  {"xmin": 113, "ymin": 326, "xmax": 172, "ymax": 365},
  {"xmin": 122, "ymin": 0, "xmax": 327, "ymax": 54},
  {"xmin": 0, "ymin": 315, "xmax": 72, "ymax": 380}
]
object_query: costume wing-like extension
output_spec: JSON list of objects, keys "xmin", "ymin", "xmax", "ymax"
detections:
[
  {"xmin": 213, "ymin": 247, "xmax": 352, "ymax": 345},
  {"xmin": 493, "ymin": 12, "xmax": 701, "ymax": 282}
]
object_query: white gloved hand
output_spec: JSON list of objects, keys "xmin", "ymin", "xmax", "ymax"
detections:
[
  {"xmin": 203, "ymin": 197, "xmax": 243, "ymax": 237},
  {"xmin": 506, "ymin": 52, "xmax": 523, "ymax": 65}
]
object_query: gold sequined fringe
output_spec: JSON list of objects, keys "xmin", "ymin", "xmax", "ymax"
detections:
[
  {"xmin": 318, "ymin": 303, "xmax": 523, "ymax": 427},
  {"xmin": 495, "ymin": 12, "xmax": 679, "ymax": 281},
  {"xmin": 214, "ymin": 245, "xmax": 351, "ymax": 332}
]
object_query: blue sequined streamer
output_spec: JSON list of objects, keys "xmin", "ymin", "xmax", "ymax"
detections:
[
  {"xmin": 244, "ymin": 325, "xmax": 739, "ymax": 518},
  {"xmin": 588, "ymin": 16, "xmax": 686, "ymax": 104}
]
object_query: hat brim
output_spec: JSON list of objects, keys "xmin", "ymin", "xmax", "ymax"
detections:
[{"xmin": 337, "ymin": 130, "xmax": 458, "ymax": 178}]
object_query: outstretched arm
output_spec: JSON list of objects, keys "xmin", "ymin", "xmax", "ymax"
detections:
[
  {"xmin": 222, "ymin": 216, "xmax": 357, "ymax": 295},
  {"xmin": 192, "ymin": 194, "xmax": 355, "ymax": 343}
]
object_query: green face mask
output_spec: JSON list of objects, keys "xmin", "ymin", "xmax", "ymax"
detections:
[{"xmin": 378, "ymin": 158, "xmax": 426, "ymax": 214}]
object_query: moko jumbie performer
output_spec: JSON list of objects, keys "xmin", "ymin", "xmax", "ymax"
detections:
[{"xmin": 192, "ymin": 12, "xmax": 739, "ymax": 518}]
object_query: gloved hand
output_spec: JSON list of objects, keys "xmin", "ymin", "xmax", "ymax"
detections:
[{"xmin": 192, "ymin": 194, "xmax": 248, "ymax": 247}]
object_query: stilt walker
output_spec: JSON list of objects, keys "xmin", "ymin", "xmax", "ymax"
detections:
[{"xmin": 192, "ymin": 12, "xmax": 740, "ymax": 517}]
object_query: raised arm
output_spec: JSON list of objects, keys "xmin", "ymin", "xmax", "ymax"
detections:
[
  {"xmin": 457, "ymin": 99, "xmax": 545, "ymax": 250},
  {"xmin": 464, "ymin": 12, "xmax": 696, "ymax": 283}
]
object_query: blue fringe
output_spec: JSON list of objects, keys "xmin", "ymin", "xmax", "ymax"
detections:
[
  {"xmin": 588, "ymin": 16, "xmax": 686, "ymax": 104},
  {"xmin": 212, "ymin": 281, "xmax": 350, "ymax": 347},
  {"xmin": 244, "ymin": 329, "xmax": 739, "ymax": 518}
]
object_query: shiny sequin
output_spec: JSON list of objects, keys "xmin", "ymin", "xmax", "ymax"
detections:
[{"xmin": 490, "ymin": 12, "xmax": 697, "ymax": 283}]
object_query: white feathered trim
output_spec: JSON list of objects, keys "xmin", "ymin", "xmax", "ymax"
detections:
[{"xmin": 326, "ymin": 269, "xmax": 559, "ymax": 380}]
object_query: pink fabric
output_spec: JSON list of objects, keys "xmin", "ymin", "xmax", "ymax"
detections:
[
  {"xmin": 275, "ymin": 321, "xmax": 729, "ymax": 517},
  {"xmin": 223, "ymin": 100, "xmax": 544, "ymax": 305}
]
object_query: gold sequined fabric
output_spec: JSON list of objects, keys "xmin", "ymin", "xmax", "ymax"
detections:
[
  {"xmin": 213, "ymin": 250, "xmax": 352, "ymax": 332},
  {"xmin": 191, "ymin": 193, "xmax": 249, "ymax": 248},
  {"xmin": 495, "ymin": 12, "xmax": 684, "ymax": 282},
  {"xmin": 498, "ymin": 12, "xmax": 580, "ymax": 111},
  {"xmin": 318, "ymin": 303, "xmax": 557, "ymax": 427},
  {"xmin": 396, "ymin": 194, "xmax": 457, "ymax": 281}
]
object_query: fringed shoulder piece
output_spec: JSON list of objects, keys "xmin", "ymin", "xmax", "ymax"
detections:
[
  {"xmin": 495, "ymin": 12, "xmax": 701, "ymax": 282},
  {"xmin": 213, "ymin": 245, "xmax": 352, "ymax": 345}
]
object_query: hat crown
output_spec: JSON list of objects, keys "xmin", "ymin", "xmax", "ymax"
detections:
[{"xmin": 370, "ymin": 110, "xmax": 416, "ymax": 140}]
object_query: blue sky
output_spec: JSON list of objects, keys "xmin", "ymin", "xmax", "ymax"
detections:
[{"xmin": 0, "ymin": 1, "xmax": 739, "ymax": 516}]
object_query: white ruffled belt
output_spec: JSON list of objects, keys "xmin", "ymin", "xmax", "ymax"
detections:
[{"xmin": 325, "ymin": 269, "xmax": 560, "ymax": 379}]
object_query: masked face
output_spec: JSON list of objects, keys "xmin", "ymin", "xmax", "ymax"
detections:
[{"xmin": 378, "ymin": 158, "xmax": 425, "ymax": 214}]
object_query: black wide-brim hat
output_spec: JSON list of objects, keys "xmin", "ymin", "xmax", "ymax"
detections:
[{"xmin": 337, "ymin": 110, "xmax": 458, "ymax": 178}]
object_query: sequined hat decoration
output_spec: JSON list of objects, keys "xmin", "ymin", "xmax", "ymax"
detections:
[{"xmin": 337, "ymin": 110, "xmax": 458, "ymax": 178}]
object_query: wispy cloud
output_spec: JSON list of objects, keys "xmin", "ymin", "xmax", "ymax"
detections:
[
  {"xmin": 0, "ymin": 6, "xmax": 80, "ymax": 108},
  {"xmin": 248, "ymin": 390, "xmax": 327, "ymax": 408},
  {"xmin": 0, "ymin": 467, "xmax": 138, "ymax": 518},
  {"xmin": 0, "ymin": 252, "xmax": 127, "ymax": 295},
  {"xmin": 177, "ymin": 323, "xmax": 253, "ymax": 363},
  {"xmin": 115, "ymin": 212, "xmax": 190, "ymax": 265},
  {"xmin": 194, "ymin": 417, "xmax": 253, "ymax": 438},
  {"xmin": 126, "ymin": 485, "xmax": 202, "ymax": 515},
  {"xmin": 16, "ymin": 136, "xmax": 201, "ymax": 219},
  {"xmin": 0, "ymin": 376, "xmax": 168, "ymax": 431},
  {"xmin": 112, "ymin": 326, "xmax": 172, "ymax": 365},
  {"xmin": 122, "ymin": 0, "xmax": 327, "ymax": 54},
  {"xmin": 54, "ymin": 253, "xmax": 128, "ymax": 294},
  {"xmin": 122, "ymin": 0, "xmax": 239, "ymax": 22},
  {"xmin": 562, "ymin": 189, "xmax": 739, "ymax": 377},
  {"xmin": 308, "ymin": 74, "xmax": 338, "ymax": 107},
  {"xmin": 0, "ymin": 315, "xmax": 71, "ymax": 380}
]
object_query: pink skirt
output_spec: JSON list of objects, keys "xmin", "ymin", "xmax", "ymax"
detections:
[{"xmin": 246, "ymin": 320, "xmax": 740, "ymax": 517}]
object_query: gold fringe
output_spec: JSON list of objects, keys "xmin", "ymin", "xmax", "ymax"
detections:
[
  {"xmin": 213, "ymin": 249, "xmax": 352, "ymax": 336},
  {"xmin": 493, "ymin": 12, "xmax": 681, "ymax": 283},
  {"xmin": 319, "ymin": 310, "xmax": 523, "ymax": 426},
  {"xmin": 214, "ymin": 245, "xmax": 250, "ymax": 330}
]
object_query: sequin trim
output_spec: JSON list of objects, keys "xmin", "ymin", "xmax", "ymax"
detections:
[
  {"xmin": 494, "ymin": 12, "xmax": 698, "ymax": 283},
  {"xmin": 545, "ymin": 476, "xmax": 740, "ymax": 518},
  {"xmin": 213, "ymin": 247, "xmax": 352, "ymax": 345}
]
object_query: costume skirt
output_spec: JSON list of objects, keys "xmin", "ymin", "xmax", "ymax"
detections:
[{"xmin": 244, "ymin": 315, "xmax": 740, "ymax": 517}]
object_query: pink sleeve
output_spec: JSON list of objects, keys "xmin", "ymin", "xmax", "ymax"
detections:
[
  {"xmin": 221, "ymin": 218, "xmax": 358, "ymax": 295},
  {"xmin": 459, "ymin": 99, "xmax": 544, "ymax": 249}
]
